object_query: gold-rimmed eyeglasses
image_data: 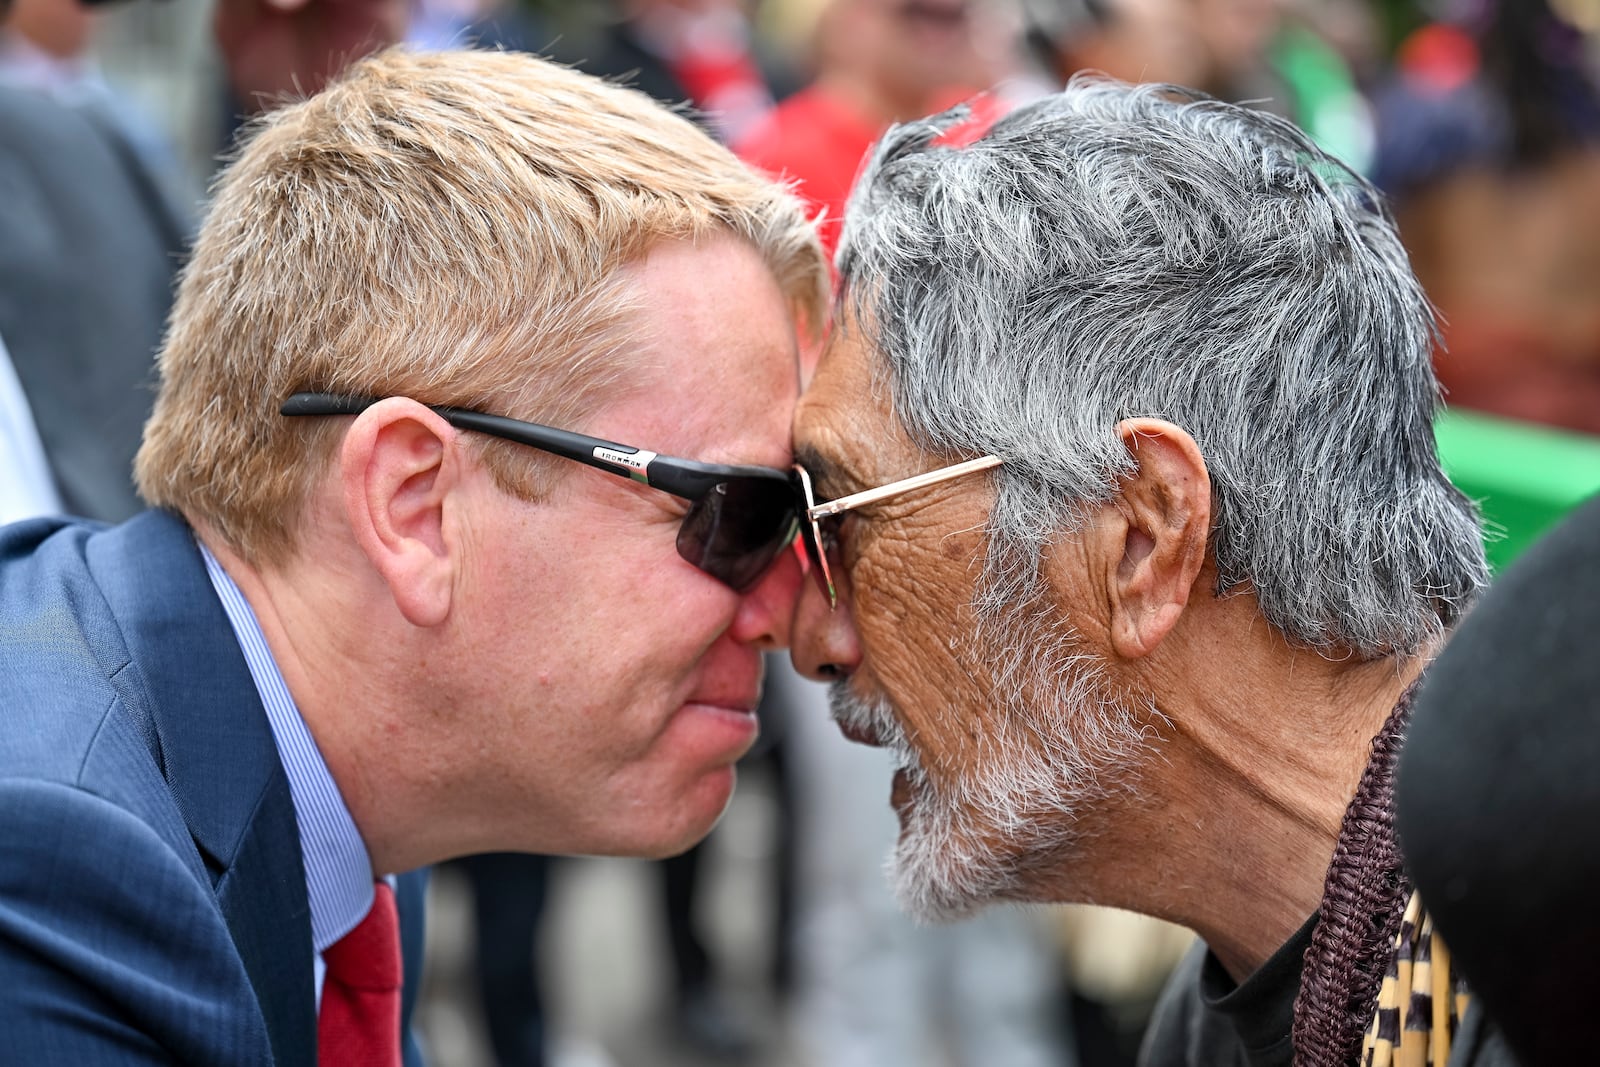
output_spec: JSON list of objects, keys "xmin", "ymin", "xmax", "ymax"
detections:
[{"xmin": 793, "ymin": 455, "xmax": 1003, "ymax": 609}]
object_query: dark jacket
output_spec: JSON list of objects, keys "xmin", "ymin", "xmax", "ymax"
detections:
[{"xmin": 0, "ymin": 510, "xmax": 426, "ymax": 1064}]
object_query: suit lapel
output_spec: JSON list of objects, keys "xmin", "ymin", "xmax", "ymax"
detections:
[{"xmin": 89, "ymin": 511, "xmax": 317, "ymax": 1066}]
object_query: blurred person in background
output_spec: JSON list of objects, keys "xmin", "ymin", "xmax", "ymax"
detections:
[
  {"xmin": 213, "ymin": 0, "xmax": 407, "ymax": 113},
  {"xmin": 1287, "ymin": 0, "xmax": 1381, "ymax": 89},
  {"xmin": 1020, "ymin": 0, "xmax": 1373, "ymax": 168},
  {"xmin": 558, "ymin": 0, "xmax": 790, "ymax": 147},
  {"xmin": 0, "ymin": 0, "xmax": 63, "ymax": 545},
  {"xmin": 1018, "ymin": 0, "xmax": 1204, "ymax": 93},
  {"xmin": 408, "ymin": 0, "xmax": 544, "ymax": 52},
  {"xmin": 3, "ymin": 0, "xmax": 101, "ymax": 89},
  {"xmin": 1186, "ymin": 0, "xmax": 1285, "ymax": 99},
  {"xmin": 0, "ymin": 333, "xmax": 61, "ymax": 524},
  {"xmin": 0, "ymin": 0, "xmax": 193, "ymax": 199},
  {"xmin": 0, "ymin": 0, "xmax": 190, "ymax": 522},
  {"xmin": 1373, "ymin": 0, "xmax": 1600, "ymax": 434},
  {"xmin": 0, "ymin": 45, "xmax": 826, "ymax": 1066},
  {"xmin": 738, "ymin": 0, "xmax": 1015, "ymax": 254},
  {"xmin": 1190, "ymin": 0, "xmax": 1373, "ymax": 168},
  {"xmin": 0, "ymin": 0, "xmax": 402, "ymax": 526},
  {"xmin": 448, "ymin": 849, "xmax": 558, "ymax": 1067},
  {"xmin": 789, "ymin": 79, "xmax": 1514, "ymax": 1066}
]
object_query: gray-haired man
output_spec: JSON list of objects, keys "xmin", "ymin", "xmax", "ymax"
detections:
[{"xmin": 788, "ymin": 80, "xmax": 1516, "ymax": 1065}]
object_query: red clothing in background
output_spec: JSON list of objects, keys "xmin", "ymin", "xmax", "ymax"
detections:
[
  {"xmin": 736, "ymin": 87, "xmax": 885, "ymax": 257},
  {"xmin": 737, "ymin": 87, "xmax": 1005, "ymax": 258}
]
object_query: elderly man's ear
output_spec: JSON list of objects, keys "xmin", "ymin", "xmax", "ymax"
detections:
[
  {"xmin": 1093, "ymin": 418, "xmax": 1212, "ymax": 660},
  {"xmin": 339, "ymin": 399, "xmax": 462, "ymax": 629}
]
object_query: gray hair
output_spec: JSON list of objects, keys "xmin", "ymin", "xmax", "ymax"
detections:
[{"xmin": 837, "ymin": 77, "xmax": 1487, "ymax": 659}]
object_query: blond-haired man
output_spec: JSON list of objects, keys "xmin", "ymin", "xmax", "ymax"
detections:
[{"xmin": 0, "ymin": 47, "xmax": 825, "ymax": 1065}]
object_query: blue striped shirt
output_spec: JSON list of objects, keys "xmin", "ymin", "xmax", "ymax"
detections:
[{"xmin": 198, "ymin": 541, "xmax": 374, "ymax": 1007}]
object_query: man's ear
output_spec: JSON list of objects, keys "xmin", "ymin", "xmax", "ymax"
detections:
[
  {"xmin": 339, "ymin": 398, "xmax": 460, "ymax": 628},
  {"xmin": 1103, "ymin": 418, "xmax": 1211, "ymax": 659}
]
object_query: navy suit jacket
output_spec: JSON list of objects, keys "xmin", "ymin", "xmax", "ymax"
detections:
[{"xmin": 0, "ymin": 510, "xmax": 426, "ymax": 1064}]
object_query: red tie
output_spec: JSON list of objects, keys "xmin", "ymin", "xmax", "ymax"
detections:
[{"xmin": 318, "ymin": 882, "xmax": 402, "ymax": 1067}]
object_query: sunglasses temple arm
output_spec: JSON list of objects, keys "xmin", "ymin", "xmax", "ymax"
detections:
[
  {"xmin": 434, "ymin": 407, "xmax": 681, "ymax": 488},
  {"xmin": 281, "ymin": 393, "xmax": 677, "ymax": 492}
]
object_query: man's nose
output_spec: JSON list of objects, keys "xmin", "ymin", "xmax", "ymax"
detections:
[
  {"xmin": 789, "ymin": 554, "xmax": 862, "ymax": 681},
  {"xmin": 731, "ymin": 542, "xmax": 805, "ymax": 651}
]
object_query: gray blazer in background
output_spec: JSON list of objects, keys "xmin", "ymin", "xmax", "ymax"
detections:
[{"xmin": 0, "ymin": 84, "xmax": 193, "ymax": 522}]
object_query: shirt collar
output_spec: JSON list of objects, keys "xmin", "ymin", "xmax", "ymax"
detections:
[{"xmin": 197, "ymin": 540, "xmax": 375, "ymax": 952}]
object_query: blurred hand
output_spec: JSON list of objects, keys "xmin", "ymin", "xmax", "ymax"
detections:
[{"xmin": 214, "ymin": 0, "xmax": 409, "ymax": 113}]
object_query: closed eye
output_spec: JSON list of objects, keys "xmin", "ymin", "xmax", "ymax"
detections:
[{"xmin": 793, "ymin": 445, "xmax": 855, "ymax": 505}]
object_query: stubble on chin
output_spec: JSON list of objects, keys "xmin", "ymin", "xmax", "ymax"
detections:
[
  {"xmin": 826, "ymin": 603, "xmax": 1162, "ymax": 924},
  {"xmin": 826, "ymin": 676, "xmax": 1037, "ymax": 923}
]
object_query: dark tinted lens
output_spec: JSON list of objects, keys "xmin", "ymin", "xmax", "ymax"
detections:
[{"xmin": 676, "ymin": 477, "xmax": 800, "ymax": 591}]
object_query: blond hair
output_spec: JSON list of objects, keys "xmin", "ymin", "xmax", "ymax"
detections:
[{"xmin": 136, "ymin": 47, "xmax": 827, "ymax": 565}]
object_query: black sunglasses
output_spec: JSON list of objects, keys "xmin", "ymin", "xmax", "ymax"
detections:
[{"xmin": 280, "ymin": 393, "xmax": 806, "ymax": 593}]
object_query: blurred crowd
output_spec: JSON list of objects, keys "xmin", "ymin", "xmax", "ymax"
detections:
[{"xmin": 2, "ymin": 0, "xmax": 1597, "ymax": 1065}]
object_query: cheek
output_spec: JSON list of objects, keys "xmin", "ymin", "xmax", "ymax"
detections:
[
  {"xmin": 563, "ymin": 576, "xmax": 738, "ymax": 687},
  {"xmin": 853, "ymin": 532, "xmax": 993, "ymax": 777},
  {"xmin": 582, "ymin": 601, "xmax": 754, "ymax": 760}
]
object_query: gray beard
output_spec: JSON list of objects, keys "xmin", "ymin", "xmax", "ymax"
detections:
[{"xmin": 828, "ymin": 607, "xmax": 1160, "ymax": 923}]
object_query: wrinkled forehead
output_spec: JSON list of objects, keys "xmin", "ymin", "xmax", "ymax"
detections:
[{"xmin": 794, "ymin": 322, "xmax": 918, "ymax": 492}]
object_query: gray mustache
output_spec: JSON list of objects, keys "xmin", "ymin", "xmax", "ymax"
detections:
[{"xmin": 827, "ymin": 680, "xmax": 916, "ymax": 770}]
